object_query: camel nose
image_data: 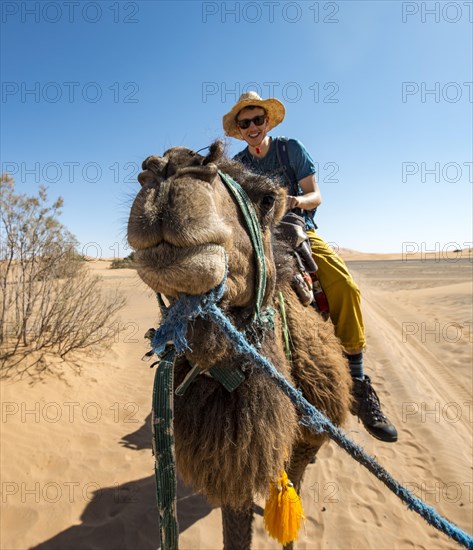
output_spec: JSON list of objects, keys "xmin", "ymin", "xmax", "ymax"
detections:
[
  {"xmin": 129, "ymin": 161, "xmax": 231, "ymax": 255},
  {"xmin": 138, "ymin": 156, "xmax": 168, "ymax": 186}
]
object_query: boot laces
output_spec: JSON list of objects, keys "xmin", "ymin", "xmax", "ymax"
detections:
[{"xmin": 360, "ymin": 380, "xmax": 388, "ymax": 423}]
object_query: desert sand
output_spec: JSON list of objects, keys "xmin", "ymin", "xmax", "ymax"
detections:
[{"xmin": 1, "ymin": 253, "xmax": 472, "ymax": 550}]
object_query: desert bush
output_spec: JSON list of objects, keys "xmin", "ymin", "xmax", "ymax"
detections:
[
  {"xmin": 0, "ymin": 174, "xmax": 126, "ymax": 376},
  {"xmin": 110, "ymin": 252, "xmax": 135, "ymax": 269}
]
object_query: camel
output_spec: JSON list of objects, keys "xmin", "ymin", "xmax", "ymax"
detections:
[{"xmin": 127, "ymin": 140, "xmax": 352, "ymax": 549}]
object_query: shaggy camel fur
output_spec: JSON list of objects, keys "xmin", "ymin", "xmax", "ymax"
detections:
[{"xmin": 128, "ymin": 141, "xmax": 352, "ymax": 549}]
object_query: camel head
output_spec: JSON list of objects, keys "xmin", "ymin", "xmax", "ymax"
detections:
[{"xmin": 128, "ymin": 140, "xmax": 287, "ymax": 310}]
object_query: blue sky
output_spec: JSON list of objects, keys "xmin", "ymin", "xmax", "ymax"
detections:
[{"xmin": 1, "ymin": 0, "xmax": 472, "ymax": 255}]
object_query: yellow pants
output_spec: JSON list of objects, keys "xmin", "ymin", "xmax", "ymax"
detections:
[{"xmin": 306, "ymin": 229, "xmax": 366, "ymax": 352}]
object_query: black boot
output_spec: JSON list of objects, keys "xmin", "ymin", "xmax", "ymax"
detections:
[{"xmin": 352, "ymin": 376, "xmax": 398, "ymax": 442}]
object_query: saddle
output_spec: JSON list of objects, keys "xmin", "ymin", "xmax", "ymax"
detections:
[{"xmin": 278, "ymin": 212, "xmax": 329, "ymax": 318}]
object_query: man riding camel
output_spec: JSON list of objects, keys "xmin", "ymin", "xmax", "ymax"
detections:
[{"xmin": 223, "ymin": 91, "xmax": 398, "ymax": 443}]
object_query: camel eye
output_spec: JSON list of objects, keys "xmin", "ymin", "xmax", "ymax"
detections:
[
  {"xmin": 187, "ymin": 151, "xmax": 204, "ymax": 166},
  {"xmin": 261, "ymin": 194, "xmax": 276, "ymax": 212}
]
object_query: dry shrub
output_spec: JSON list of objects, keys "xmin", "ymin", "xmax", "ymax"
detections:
[
  {"xmin": 110, "ymin": 252, "xmax": 135, "ymax": 269},
  {"xmin": 0, "ymin": 174, "xmax": 125, "ymax": 378}
]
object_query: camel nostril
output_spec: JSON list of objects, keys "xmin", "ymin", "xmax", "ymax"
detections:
[{"xmin": 137, "ymin": 170, "xmax": 156, "ymax": 187}]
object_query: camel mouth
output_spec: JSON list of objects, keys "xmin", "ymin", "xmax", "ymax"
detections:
[{"xmin": 134, "ymin": 242, "xmax": 227, "ymax": 296}]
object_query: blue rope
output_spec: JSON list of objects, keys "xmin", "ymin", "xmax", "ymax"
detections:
[
  {"xmin": 151, "ymin": 276, "xmax": 226, "ymax": 356},
  {"xmin": 151, "ymin": 290, "xmax": 473, "ymax": 550}
]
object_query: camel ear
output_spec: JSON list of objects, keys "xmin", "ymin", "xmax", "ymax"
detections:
[
  {"xmin": 203, "ymin": 140, "xmax": 225, "ymax": 165},
  {"xmin": 174, "ymin": 163, "xmax": 218, "ymax": 183}
]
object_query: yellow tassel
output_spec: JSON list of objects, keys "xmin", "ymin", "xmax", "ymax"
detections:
[{"xmin": 263, "ymin": 471, "xmax": 304, "ymax": 545}]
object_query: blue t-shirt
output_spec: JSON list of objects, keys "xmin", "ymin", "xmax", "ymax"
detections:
[{"xmin": 233, "ymin": 137, "xmax": 317, "ymax": 229}]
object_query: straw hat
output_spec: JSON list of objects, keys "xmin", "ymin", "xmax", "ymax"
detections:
[{"xmin": 222, "ymin": 91, "xmax": 285, "ymax": 139}]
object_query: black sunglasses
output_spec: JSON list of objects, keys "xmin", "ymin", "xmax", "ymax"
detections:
[{"xmin": 236, "ymin": 114, "xmax": 267, "ymax": 130}]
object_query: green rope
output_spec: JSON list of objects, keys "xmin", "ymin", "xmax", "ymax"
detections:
[
  {"xmin": 218, "ymin": 171, "xmax": 267, "ymax": 320},
  {"xmin": 152, "ymin": 345, "xmax": 179, "ymax": 550}
]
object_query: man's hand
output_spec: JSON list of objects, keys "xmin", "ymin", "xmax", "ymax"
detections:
[
  {"xmin": 286, "ymin": 174, "xmax": 322, "ymax": 212},
  {"xmin": 286, "ymin": 195, "xmax": 300, "ymax": 210}
]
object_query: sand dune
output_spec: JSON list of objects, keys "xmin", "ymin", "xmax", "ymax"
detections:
[{"xmin": 1, "ymin": 257, "xmax": 472, "ymax": 549}]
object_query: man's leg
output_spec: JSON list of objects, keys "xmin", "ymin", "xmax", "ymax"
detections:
[{"xmin": 306, "ymin": 229, "xmax": 398, "ymax": 442}]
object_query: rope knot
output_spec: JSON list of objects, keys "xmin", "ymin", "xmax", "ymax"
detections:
[{"xmin": 151, "ymin": 270, "xmax": 227, "ymax": 356}]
